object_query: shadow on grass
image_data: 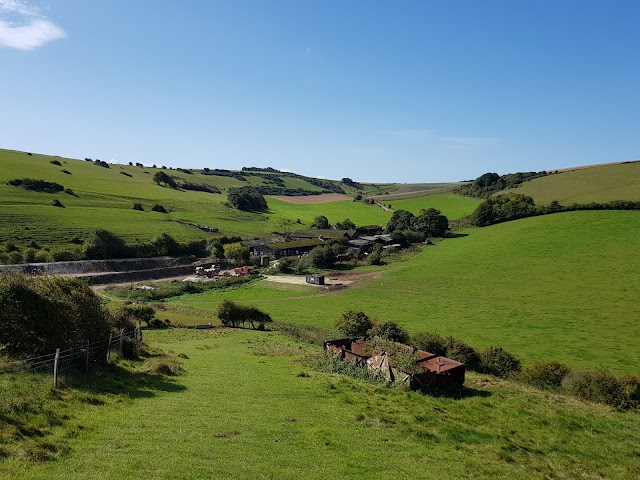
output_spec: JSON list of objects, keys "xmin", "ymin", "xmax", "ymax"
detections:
[
  {"xmin": 424, "ymin": 386, "xmax": 491, "ymax": 399},
  {"xmin": 445, "ymin": 232, "xmax": 469, "ymax": 239},
  {"xmin": 64, "ymin": 362, "xmax": 186, "ymax": 400}
]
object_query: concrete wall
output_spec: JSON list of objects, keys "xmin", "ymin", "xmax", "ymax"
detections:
[{"xmin": 0, "ymin": 256, "xmax": 196, "ymax": 275}]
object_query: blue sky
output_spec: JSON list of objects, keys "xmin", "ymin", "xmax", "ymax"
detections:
[{"xmin": 1, "ymin": 1, "xmax": 639, "ymax": 183}]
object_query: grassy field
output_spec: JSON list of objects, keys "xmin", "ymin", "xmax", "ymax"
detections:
[
  {"xmin": 163, "ymin": 211, "xmax": 640, "ymax": 374},
  {"xmin": 503, "ymin": 161, "xmax": 640, "ymax": 205},
  {"xmin": 0, "ymin": 149, "xmax": 396, "ymax": 248},
  {"xmin": 387, "ymin": 194, "xmax": 482, "ymax": 220},
  {"xmin": 2, "ymin": 329, "xmax": 639, "ymax": 479}
]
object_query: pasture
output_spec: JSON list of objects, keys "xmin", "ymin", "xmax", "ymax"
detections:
[
  {"xmin": 504, "ymin": 161, "xmax": 640, "ymax": 205},
  {"xmin": 166, "ymin": 211, "xmax": 640, "ymax": 374},
  {"xmin": 387, "ymin": 194, "xmax": 481, "ymax": 220},
  {"xmin": 1, "ymin": 329, "xmax": 638, "ymax": 479}
]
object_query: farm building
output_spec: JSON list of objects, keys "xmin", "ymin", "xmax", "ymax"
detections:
[
  {"xmin": 254, "ymin": 239, "xmax": 325, "ymax": 259},
  {"xmin": 324, "ymin": 338, "xmax": 465, "ymax": 390},
  {"xmin": 290, "ymin": 229, "xmax": 356, "ymax": 242},
  {"xmin": 355, "ymin": 225, "xmax": 384, "ymax": 236}
]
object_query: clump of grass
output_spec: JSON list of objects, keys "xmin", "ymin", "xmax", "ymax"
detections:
[
  {"xmin": 311, "ymin": 353, "xmax": 386, "ymax": 385},
  {"xmin": 137, "ymin": 354, "xmax": 185, "ymax": 376}
]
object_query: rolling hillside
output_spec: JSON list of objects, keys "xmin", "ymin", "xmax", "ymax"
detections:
[{"xmin": 500, "ymin": 161, "xmax": 640, "ymax": 205}]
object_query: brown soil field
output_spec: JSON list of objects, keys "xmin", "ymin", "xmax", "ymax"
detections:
[{"xmin": 268, "ymin": 193, "xmax": 352, "ymax": 204}]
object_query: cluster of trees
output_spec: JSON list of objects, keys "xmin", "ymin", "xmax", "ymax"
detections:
[
  {"xmin": 7, "ymin": 178, "xmax": 64, "ymax": 193},
  {"xmin": 153, "ymin": 171, "xmax": 177, "ymax": 188},
  {"xmin": 455, "ymin": 171, "xmax": 548, "ymax": 198},
  {"xmin": 471, "ymin": 195, "xmax": 640, "ymax": 227},
  {"xmin": 217, "ymin": 300, "xmax": 272, "ymax": 330},
  {"xmin": 341, "ymin": 177, "xmax": 363, "ymax": 190},
  {"xmin": 180, "ymin": 182, "xmax": 221, "ymax": 194},
  {"xmin": 386, "ymin": 208, "xmax": 449, "ymax": 238},
  {"xmin": 94, "ymin": 159, "xmax": 110, "ymax": 169},
  {"xmin": 227, "ymin": 186, "xmax": 268, "ymax": 211},
  {"xmin": 83, "ymin": 230, "xmax": 208, "ymax": 260}
]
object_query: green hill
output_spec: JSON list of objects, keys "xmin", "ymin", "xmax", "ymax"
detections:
[
  {"xmin": 0, "ymin": 149, "xmax": 395, "ymax": 251},
  {"xmin": 501, "ymin": 161, "xmax": 640, "ymax": 205},
  {"xmin": 166, "ymin": 211, "xmax": 640, "ymax": 374}
]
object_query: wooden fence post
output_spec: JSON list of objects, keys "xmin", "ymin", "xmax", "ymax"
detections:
[
  {"xmin": 106, "ymin": 333, "xmax": 112, "ymax": 362},
  {"xmin": 85, "ymin": 340, "xmax": 90, "ymax": 373},
  {"xmin": 53, "ymin": 348, "xmax": 60, "ymax": 388}
]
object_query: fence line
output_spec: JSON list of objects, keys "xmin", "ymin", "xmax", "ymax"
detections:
[{"xmin": 0, "ymin": 329, "xmax": 142, "ymax": 387}]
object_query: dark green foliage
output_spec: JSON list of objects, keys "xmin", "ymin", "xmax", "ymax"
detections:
[
  {"xmin": 455, "ymin": 171, "xmax": 547, "ymax": 198},
  {"xmin": 51, "ymin": 199, "xmax": 64, "ymax": 208},
  {"xmin": 151, "ymin": 233, "xmax": 180, "ymax": 256},
  {"xmin": 368, "ymin": 321, "xmax": 409, "ymax": 343},
  {"xmin": 561, "ymin": 370, "xmax": 628, "ymax": 408},
  {"xmin": 217, "ymin": 300, "xmax": 272, "ymax": 330},
  {"xmin": 518, "ymin": 361, "xmax": 571, "ymax": 389},
  {"xmin": 306, "ymin": 244, "xmax": 336, "ymax": 269},
  {"xmin": 120, "ymin": 171, "xmax": 132, "ymax": 177},
  {"xmin": 84, "ymin": 230, "xmax": 128, "ymax": 259},
  {"xmin": 446, "ymin": 340, "xmax": 481, "ymax": 371},
  {"xmin": 311, "ymin": 215, "xmax": 330, "ymax": 229},
  {"xmin": 0, "ymin": 274, "xmax": 111, "ymax": 357},
  {"xmin": 176, "ymin": 168, "xmax": 193, "ymax": 175},
  {"xmin": 8, "ymin": 178, "xmax": 64, "ymax": 193},
  {"xmin": 386, "ymin": 210, "xmax": 415, "ymax": 232},
  {"xmin": 132, "ymin": 203, "xmax": 144, "ymax": 211},
  {"xmin": 223, "ymin": 243, "xmax": 249, "ymax": 264},
  {"xmin": 49, "ymin": 160, "xmax": 62, "ymax": 166},
  {"xmin": 410, "ymin": 331, "xmax": 449, "ymax": 357},
  {"xmin": 64, "ymin": 188, "xmax": 77, "ymax": 196},
  {"xmin": 479, "ymin": 346, "xmax": 522, "ymax": 378},
  {"xmin": 151, "ymin": 204, "xmax": 168, "ymax": 213},
  {"xmin": 202, "ymin": 169, "xmax": 248, "ymax": 181},
  {"xmin": 367, "ymin": 243, "xmax": 384, "ymax": 265},
  {"xmin": 153, "ymin": 171, "xmax": 176, "ymax": 188},
  {"xmin": 334, "ymin": 310, "xmax": 372, "ymax": 337},
  {"xmin": 413, "ymin": 208, "xmax": 449, "ymax": 237},
  {"xmin": 341, "ymin": 178, "xmax": 363, "ymax": 190},
  {"xmin": 472, "ymin": 194, "xmax": 537, "ymax": 226},
  {"xmin": 227, "ymin": 186, "xmax": 268, "ymax": 211},
  {"xmin": 179, "ymin": 182, "xmax": 221, "ymax": 194},
  {"xmin": 94, "ymin": 160, "xmax": 110, "ymax": 168},
  {"xmin": 335, "ymin": 218, "xmax": 355, "ymax": 230},
  {"xmin": 114, "ymin": 305, "xmax": 156, "ymax": 328},
  {"xmin": 61, "ymin": 170, "xmax": 71, "ymax": 175}
]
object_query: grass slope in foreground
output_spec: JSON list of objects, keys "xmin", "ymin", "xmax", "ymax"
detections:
[
  {"xmin": 502, "ymin": 161, "xmax": 640, "ymax": 205},
  {"xmin": 168, "ymin": 211, "xmax": 640, "ymax": 374},
  {"xmin": 2, "ymin": 329, "xmax": 639, "ymax": 479}
]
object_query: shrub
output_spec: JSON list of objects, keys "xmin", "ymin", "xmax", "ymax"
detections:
[
  {"xmin": 51, "ymin": 199, "xmax": 64, "ymax": 208},
  {"xmin": 334, "ymin": 310, "xmax": 372, "ymax": 337},
  {"xmin": 61, "ymin": 169, "xmax": 72, "ymax": 175},
  {"xmin": 446, "ymin": 340, "xmax": 481, "ymax": 370},
  {"xmin": 8, "ymin": 178, "xmax": 64, "ymax": 193},
  {"xmin": 518, "ymin": 361, "xmax": 571, "ymax": 389},
  {"xmin": 367, "ymin": 243, "xmax": 384, "ymax": 265},
  {"xmin": 0, "ymin": 273, "xmax": 112, "ymax": 357},
  {"xmin": 217, "ymin": 300, "xmax": 271, "ymax": 330},
  {"xmin": 410, "ymin": 331, "xmax": 449, "ymax": 356},
  {"xmin": 50, "ymin": 160, "xmax": 62, "ymax": 166},
  {"xmin": 151, "ymin": 204, "xmax": 167, "ymax": 213},
  {"xmin": 227, "ymin": 186, "xmax": 268, "ymax": 211},
  {"xmin": 84, "ymin": 230, "xmax": 127, "ymax": 259},
  {"xmin": 132, "ymin": 203, "xmax": 144, "ymax": 211},
  {"xmin": 151, "ymin": 233, "xmax": 180, "ymax": 256},
  {"xmin": 50, "ymin": 248, "xmax": 82, "ymax": 262},
  {"xmin": 306, "ymin": 244, "xmax": 337, "ymax": 269},
  {"xmin": 479, "ymin": 346, "xmax": 522, "ymax": 377},
  {"xmin": 7, "ymin": 251, "xmax": 23, "ymax": 264},
  {"xmin": 368, "ymin": 321, "xmax": 409, "ymax": 343},
  {"xmin": 64, "ymin": 188, "xmax": 77, "ymax": 196},
  {"xmin": 561, "ymin": 370, "xmax": 625, "ymax": 407}
]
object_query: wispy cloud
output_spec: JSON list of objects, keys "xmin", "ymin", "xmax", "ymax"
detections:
[
  {"xmin": 0, "ymin": 0, "xmax": 66, "ymax": 50},
  {"xmin": 385, "ymin": 128, "xmax": 499, "ymax": 150}
]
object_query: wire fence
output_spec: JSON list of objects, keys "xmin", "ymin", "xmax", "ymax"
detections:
[{"xmin": 0, "ymin": 329, "xmax": 142, "ymax": 387}]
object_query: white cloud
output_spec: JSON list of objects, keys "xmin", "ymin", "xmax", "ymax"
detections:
[{"xmin": 0, "ymin": 0, "xmax": 66, "ymax": 50}]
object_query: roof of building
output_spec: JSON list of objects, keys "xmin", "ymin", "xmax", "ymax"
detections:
[
  {"xmin": 265, "ymin": 239, "xmax": 325, "ymax": 250},
  {"xmin": 291, "ymin": 229, "xmax": 356, "ymax": 240}
]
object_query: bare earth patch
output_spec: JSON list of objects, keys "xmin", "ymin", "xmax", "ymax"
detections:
[{"xmin": 268, "ymin": 193, "xmax": 351, "ymax": 204}]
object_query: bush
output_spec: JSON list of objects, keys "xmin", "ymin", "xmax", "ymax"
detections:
[
  {"xmin": 306, "ymin": 245, "xmax": 336, "ymax": 269},
  {"xmin": 368, "ymin": 321, "xmax": 409, "ymax": 343},
  {"xmin": 151, "ymin": 204, "xmax": 168, "ymax": 213},
  {"xmin": 49, "ymin": 160, "xmax": 62, "ymax": 166},
  {"xmin": 227, "ymin": 186, "xmax": 268, "ymax": 211},
  {"xmin": 367, "ymin": 243, "xmax": 384, "ymax": 265},
  {"xmin": 410, "ymin": 331, "xmax": 449, "ymax": 356},
  {"xmin": 217, "ymin": 300, "xmax": 272, "ymax": 330},
  {"xmin": 52, "ymin": 199, "xmax": 64, "ymax": 207},
  {"xmin": 0, "ymin": 274, "xmax": 112, "ymax": 357},
  {"xmin": 479, "ymin": 346, "xmax": 522, "ymax": 377},
  {"xmin": 84, "ymin": 230, "xmax": 127, "ymax": 260},
  {"xmin": 446, "ymin": 340, "xmax": 481, "ymax": 371},
  {"xmin": 518, "ymin": 361, "xmax": 571, "ymax": 389},
  {"xmin": 8, "ymin": 178, "xmax": 64, "ymax": 193},
  {"xmin": 132, "ymin": 203, "xmax": 144, "ymax": 211},
  {"xmin": 334, "ymin": 310, "xmax": 372, "ymax": 337},
  {"xmin": 561, "ymin": 370, "xmax": 625, "ymax": 407}
]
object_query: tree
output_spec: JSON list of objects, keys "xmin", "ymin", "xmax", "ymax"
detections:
[
  {"xmin": 336, "ymin": 218, "xmax": 355, "ymax": 230},
  {"xmin": 386, "ymin": 210, "xmax": 415, "ymax": 232},
  {"xmin": 311, "ymin": 215, "xmax": 329, "ymax": 229},
  {"xmin": 227, "ymin": 186, "xmax": 268, "ymax": 211},
  {"xmin": 152, "ymin": 233, "xmax": 179, "ymax": 256},
  {"xmin": 306, "ymin": 245, "xmax": 336, "ymax": 269},
  {"xmin": 413, "ymin": 208, "xmax": 449, "ymax": 237},
  {"xmin": 217, "ymin": 300, "xmax": 271, "ymax": 330},
  {"xmin": 85, "ymin": 230, "xmax": 128, "ymax": 259},
  {"xmin": 153, "ymin": 171, "xmax": 176, "ymax": 188},
  {"xmin": 224, "ymin": 243, "xmax": 249, "ymax": 264},
  {"xmin": 368, "ymin": 321, "xmax": 409, "ymax": 343},
  {"xmin": 334, "ymin": 310, "xmax": 372, "ymax": 337},
  {"xmin": 367, "ymin": 243, "xmax": 384, "ymax": 265}
]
